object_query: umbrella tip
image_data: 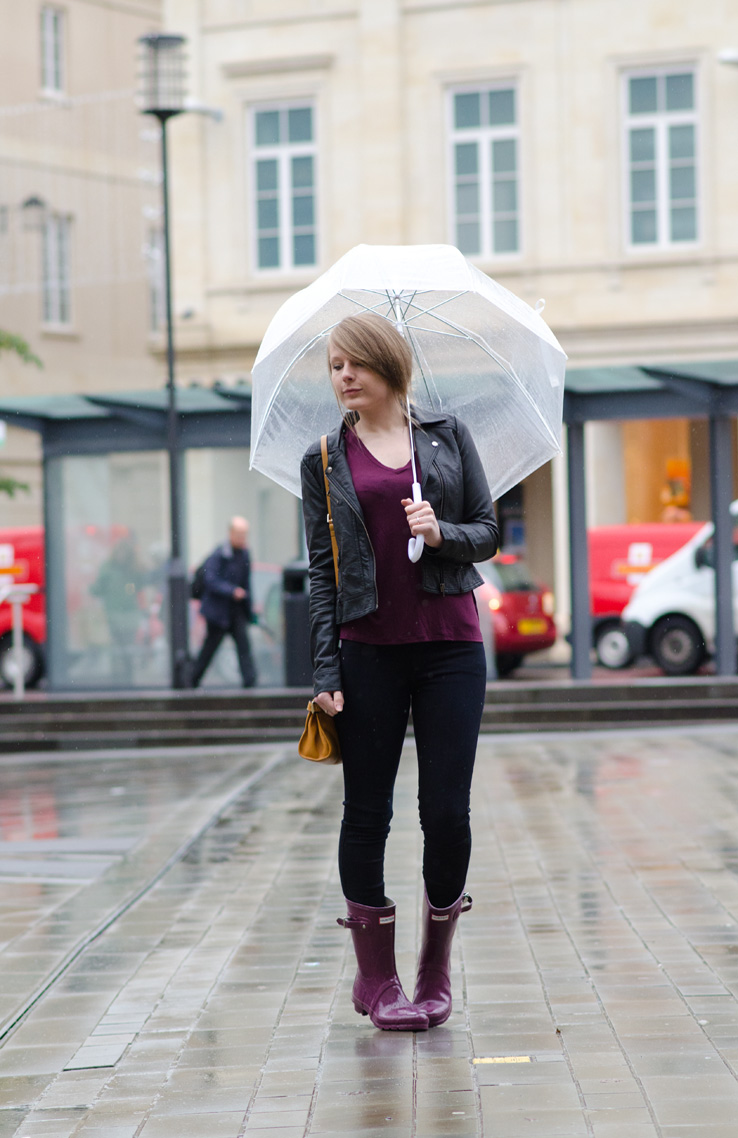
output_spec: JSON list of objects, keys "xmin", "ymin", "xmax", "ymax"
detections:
[{"xmin": 535, "ymin": 298, "xmax": 546, "ymax": 314}]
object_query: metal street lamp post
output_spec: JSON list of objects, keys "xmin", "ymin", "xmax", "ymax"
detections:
[{"xmin": 138, "ymin": 33, "xmax": 190, "ymax": 688}]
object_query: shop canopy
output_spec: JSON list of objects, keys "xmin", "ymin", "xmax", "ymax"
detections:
[{"xmin": 0, "ymin": 361, "xmax": 736, "ymax": 681}]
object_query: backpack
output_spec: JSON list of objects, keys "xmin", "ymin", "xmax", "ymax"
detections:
[{"xmin": 190, "ymin": 559, "xmax": 208, "ymax": 600}]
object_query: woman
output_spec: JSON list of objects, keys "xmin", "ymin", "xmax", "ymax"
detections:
[{"xmin": 300, "ymin": 312, "xmax": 498, "ymax": 1031}]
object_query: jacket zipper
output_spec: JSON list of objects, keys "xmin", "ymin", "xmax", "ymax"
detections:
[
  {"xmin": 422, "ymin": 453, "xmax": 446, "ymax": 594},
  {"xmin": 436, "ymin": 465, "xmax": 446, "ymax": 518}
]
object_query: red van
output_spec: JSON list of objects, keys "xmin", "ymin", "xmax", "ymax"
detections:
[
  {"xmin": 0, "ymin": 526, "xmax": 46, "ymax": 687},
  {"xmin": 588, "ymin": 522, "xmax": 703, "ymax": 667}
]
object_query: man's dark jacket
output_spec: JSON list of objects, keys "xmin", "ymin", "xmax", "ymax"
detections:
[
  {"xmin": 200, "ymin": 543, "xmax": 253, "ymax": 629},
  {"xmin": 300, "ymin": 408, "xmax": 499, "ymax": 697}
]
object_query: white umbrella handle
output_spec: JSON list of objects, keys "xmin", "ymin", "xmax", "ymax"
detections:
[
  {"xmin": 408, "ymin": 482, "xmax": 425, "ymax": 562},
  {"xmin": 404, "ymin": 389, "xmax": 425, "ymax": 563}
]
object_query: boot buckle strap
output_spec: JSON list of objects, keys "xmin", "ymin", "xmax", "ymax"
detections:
[
  {"xmin": 337, "ymin": 912, "xmax": 395, "ymax": 928},
  {"xmin": 461, "ymin": 892, "xmax": 473, "ymax": 913}
]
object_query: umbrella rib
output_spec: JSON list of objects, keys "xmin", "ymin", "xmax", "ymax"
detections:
[
  {"xmin": 397, "ymin": 291, "xmax": 468, "ymax": 324},
  {"xmin": 405, "ymin": 326, "xmax": 441, "ymax": 409},
  {"xmin": 337, "ymin": 289, "xmax": 554, "ymax": 441},
  {"xmin": 252, "ymin": 328, "xmax": 335, "ymax": 443},
  {"xmin": 400, "ymin": 326, "xmax": 468, "ymax": 340},
  {"xmin": 342, "ymin": 294, "xmax": 396, "ymax": 317},
  {"xmin": 340, "ymin": 289, "xmax": 471, "ymax": 333},
  {"xmin": 400, "ymin": 307, "xmax": 560, "ymax": 447},
  {"xmin": 403, "ymin": 306, "xmax": 518, "ymax": 376}
]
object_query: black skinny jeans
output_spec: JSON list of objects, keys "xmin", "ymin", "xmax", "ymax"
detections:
[{"xmin": 334, "ymin": 639, "xmax": 487, "ymax": 910}]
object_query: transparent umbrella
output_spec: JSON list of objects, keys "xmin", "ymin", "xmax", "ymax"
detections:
[{"xmin": 250, "ymin": 243, "xmax": 566, "ymax": 501}]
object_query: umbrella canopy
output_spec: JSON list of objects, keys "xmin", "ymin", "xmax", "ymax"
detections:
[{"xmin": 250, "ymin": 244, "xmax": 566, "ymax": 500}]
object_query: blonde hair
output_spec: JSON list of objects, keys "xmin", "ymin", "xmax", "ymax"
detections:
[{"xmin": 328, "ymin": 313, "xmax": 414, "ymax": 404}]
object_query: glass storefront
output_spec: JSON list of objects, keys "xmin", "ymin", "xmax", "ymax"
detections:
[
  {"xmin": 49, "ymin": 451, "xmax": 171, "ymax": 688},
  {"xmin": 46, "ymin": 446, "xmax": 300, "ymax": 689}
]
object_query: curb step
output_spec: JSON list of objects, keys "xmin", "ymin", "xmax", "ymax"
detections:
[{"xmin": 1, "ymin": 679, "xmax": 737, "ymax": 752}]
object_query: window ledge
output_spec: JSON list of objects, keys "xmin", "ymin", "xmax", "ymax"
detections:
[
  {"xmin": 38, "ymin": 88, "xmax": 70, "ymax": 105},
  {"xmin": 41, "ymin": 325, "xmax": 78, "ymax": 340},
  {"xmin": 209, "ymin": 270, "xmax": 319, "ymax": 297},
  {"xmin": 467, "ymin": 253, "xmax": 525, "ymax": 268},
  {"xmin": 623, "ymin": 244, "xmax": 701, "ymax": 261}
]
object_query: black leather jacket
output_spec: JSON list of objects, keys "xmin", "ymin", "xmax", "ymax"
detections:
[{"xmin": 300, "ymin": 408, "xmax": 499, "ymax": 697}]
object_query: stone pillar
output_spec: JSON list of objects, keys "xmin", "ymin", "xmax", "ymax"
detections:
[{"xmin": 358, "ymin": 0, "xmax": 404, "ymax": 243}]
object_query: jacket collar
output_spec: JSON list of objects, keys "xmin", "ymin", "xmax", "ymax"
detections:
[
  {"xmin": 324, "ymin": 404, "xmax": 444, "ymax": 497},
  {"xmin": 220, "ymin": 542, "xmax": 248, "ymax": 559},
  {"xmin": 325, "ymin": 403, "xmax": 447, "ymax": 453},
  {"xmin": 412, "ymin": 404, "xmax": 448, "ymax": 428}
]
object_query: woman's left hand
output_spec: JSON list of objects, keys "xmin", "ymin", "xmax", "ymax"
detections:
[{"xmin": 401, "ymin": 498, "xmax": 442, "ymax": 549}]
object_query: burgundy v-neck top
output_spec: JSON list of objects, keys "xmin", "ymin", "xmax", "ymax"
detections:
[{"xmin": 339, "ymin": 430, "xmax": 482, "ymax": 645}]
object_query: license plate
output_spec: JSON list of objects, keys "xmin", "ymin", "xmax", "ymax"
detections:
[{"xmin": 517, "ymin": 618, "xmax": 548, "ymax": 635}]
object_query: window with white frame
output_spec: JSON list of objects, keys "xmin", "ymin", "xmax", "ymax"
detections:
[
  {"xmin": 40, "ymin": 6, "xmax": 65, "ymax": 94},
  {"xmin": 251, "ymin": 103, "xmax": 317, "ymax": 271},
  {"xmin": 449, "ymin": 86, "xmax": 520, "ymax": 257},
  {"xmin": 42, "ymin": 214, "xmax": 72, "ymax": 325},
  {"xmin": 624, "ymin": 68, "xmax": 699, "ymax": 248}
]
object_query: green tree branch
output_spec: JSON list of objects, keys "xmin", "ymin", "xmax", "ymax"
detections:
[{"xmin": 0, "ymin": 330, "xmax": 42, "ymax": 369}]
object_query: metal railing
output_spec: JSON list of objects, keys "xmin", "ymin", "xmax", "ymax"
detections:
[{"xmin": 0, "ymin": 582, "xmax": 39, "ymax": 698}]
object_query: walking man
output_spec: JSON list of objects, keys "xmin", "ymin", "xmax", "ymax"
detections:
[{"xmin": 191, "ymin": 516, "xmax": 257, "ymax": 688}]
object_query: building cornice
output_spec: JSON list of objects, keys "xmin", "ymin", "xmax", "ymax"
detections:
[
  {"xmin": 222, "ymin": 54, "xmax": 335, "ymax": 79},
  {"xmin": 559, "ymin": 318, "xmax": 738, "ymax": 369},
  {"xmin": 71, "ymin": 0, "xmax": 161, "ymax": 17},
  {"xmin": 205, "ymin": 10, "xmax": 354, "ymax": 34}
]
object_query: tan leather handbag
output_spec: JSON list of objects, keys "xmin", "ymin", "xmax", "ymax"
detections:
[{"xmin": 298, "ymin": 699, "xmax": 341, "ymax": 763}]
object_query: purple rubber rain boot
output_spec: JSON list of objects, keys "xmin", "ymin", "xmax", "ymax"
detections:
[
  {"xmin": 413, "ymin": 890, "xmax": 473, "ymax": 1027},
  {"xmin": 338, "ymin": 897, "xmax": 429, "ymax": 1031}
]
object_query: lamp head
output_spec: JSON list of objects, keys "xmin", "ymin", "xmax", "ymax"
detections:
[{"xmin": 138, "ymin": 33, "xmax": 188, "ymax": 117}]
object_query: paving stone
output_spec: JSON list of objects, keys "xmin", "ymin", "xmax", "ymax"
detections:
[{"xmin": 2, "ymin": 728, "xmax": 738, "ymax": 1134}]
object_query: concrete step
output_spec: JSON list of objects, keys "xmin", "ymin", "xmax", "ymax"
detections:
[{"xmin": 1, "ymin": 679, "xmax": 736, "ymax": 751}]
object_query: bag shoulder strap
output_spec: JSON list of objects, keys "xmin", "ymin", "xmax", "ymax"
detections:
[{"xmin": 321, "ymin": 435, "xmax": 339, "ymax": 586}]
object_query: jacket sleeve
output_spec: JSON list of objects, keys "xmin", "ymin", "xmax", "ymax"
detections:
[
  {"xmin": 300, "ymin": 453, "xmax": 343, "ymax": 697},
  {"xmin": 204, "ymin": 550, "xmax": 236, "ymax": 598},
  {"xmin": 431, "ymin": 418, "xmax": 499, "ymax": 564},
  {"xmin": 244, "ymin": 551, "xmax": 254, "ymax": 624}
]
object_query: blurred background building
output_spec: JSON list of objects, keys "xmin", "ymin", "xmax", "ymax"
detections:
[
  {"xmin": 0, "ymin": 0, "xmax": 164, "ymax": 524},
  {"xmin": 2, "ymin": 0, "xmax": 738, "ymax": 686},
  {"xmin": 163, "ymin": 0, "xmax": 738, "ymax": 589}
]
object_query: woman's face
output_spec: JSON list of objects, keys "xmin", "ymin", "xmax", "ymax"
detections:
[{"xmin": 329, "ymin": 343, "xmax": 395, "ymax": 417}]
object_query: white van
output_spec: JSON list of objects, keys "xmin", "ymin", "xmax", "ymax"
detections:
[{"xmin": 621, "ymin": 502, "xmax": 738, "ymax": 675}]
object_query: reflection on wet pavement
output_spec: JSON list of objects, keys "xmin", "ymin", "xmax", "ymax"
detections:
[{"xmin": 2, "ymin": 725, "xmax": 738, "ymax": 1135}]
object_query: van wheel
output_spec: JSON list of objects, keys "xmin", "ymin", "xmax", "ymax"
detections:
[
  {"xmin": 0, "ymin": 633, "xmax": 45, "ymax": 689},
  {"xmin": 594, "ymin": 621, "xmax": 635, "ymax": 669},
  {"xmin": 651, "ymin": 616, "xmax": 705, "ymax": 676}
]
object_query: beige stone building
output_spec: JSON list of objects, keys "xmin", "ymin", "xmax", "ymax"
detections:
[
  {"xmin": 162, "ymin": 0, "xmax": 738, "ymax": 611},
  {"xmin": 0, "ymin": 0, "xmax": 164, "ymax": 526},
  {"xmin": 4, "ymin": 0, "xmax": 738, "ymax": 665}
]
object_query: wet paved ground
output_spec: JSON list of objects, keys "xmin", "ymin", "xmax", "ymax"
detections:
[{"xmin": 3, "ymin": 725, "xmax": 738, "ymax": 1136}]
